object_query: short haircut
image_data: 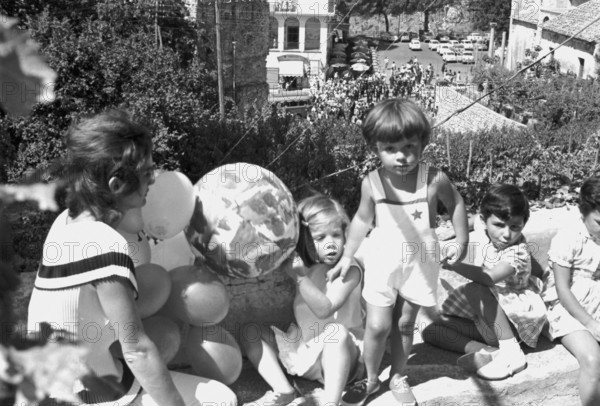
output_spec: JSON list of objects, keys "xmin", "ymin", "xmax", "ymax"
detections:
[
  {"xmin": 480, "ymin": 184, "xmax": 530, "ymax": 223},
  {"xmin": 579, "ymin": 176, "xmax": 600, "ymax": 216},
  {"xmin": 362, "ymin": 99, "xmax": 431, "ymax": 147}
]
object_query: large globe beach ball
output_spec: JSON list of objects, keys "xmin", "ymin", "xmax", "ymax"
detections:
[{"xmin": 185, "ymin": 163, "xmax": 299, "ymax": 279}]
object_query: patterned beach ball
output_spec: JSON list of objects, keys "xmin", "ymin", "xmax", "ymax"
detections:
[{"xmin": 185, "ymin": 163, "xmax": 299, "ymax": 279}]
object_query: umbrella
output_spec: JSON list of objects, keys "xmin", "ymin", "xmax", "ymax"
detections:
[
  {"xmin": 332, "ymin": 50, "xmax": 347, "ymax": 58},
  {"xmin": 349, "ymin": 58, "xmax": 367, "ymax": 64},
  {"xmin": 355, "ymin": 39, "xmax": 369, "ymax": 46},
  {"xmin": 351, "ymin": 63, "xmax": 370, "ymax": 72},
  {"xmin": 351, "ymin": 52, "xmax": 369, "ymax": 59},
  {"xmin": 330, "ymin": 63, "xmax": 348, "ymax": 68},
  {"xmin": 334, "ymin": 43, "xmax": 348, "ymax": 49}
]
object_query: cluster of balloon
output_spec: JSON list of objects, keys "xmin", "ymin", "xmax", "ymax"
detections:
[
  {"xmin": 184, "ymin": 324, "xmax": 242, "ymax": 385},
  {"xmin": 137, "ymin": 165, "xmax": 299, "ymax": 385},
  {"xmin": 160, "ymin": 264, "xmax": 230, "ymax": 326},
  {"xmin": 184, "ymin": 162, "xmax": 300, "ymax": 279}
]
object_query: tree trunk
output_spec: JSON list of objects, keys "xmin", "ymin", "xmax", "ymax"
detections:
[
  {"xmin": 383, "ymin": 13, "xmax": 389, "ymax": 32},
  {"xmin": 424, "ymin": 10, "xmax": 429, "ymax": 31}
]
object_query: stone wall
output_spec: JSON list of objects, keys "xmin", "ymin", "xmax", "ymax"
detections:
[
  {"xmin": 349, "ymin": 1, "xmax": 476, "ymax": 37},
  {"xmin": 197, "ymin": 0, "xmax": 270, "ymax": 110}
]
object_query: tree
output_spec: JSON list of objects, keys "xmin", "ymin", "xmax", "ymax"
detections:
[{"xmin": 468, "ymin": 0, "xmax": 512, "ymax": 34}]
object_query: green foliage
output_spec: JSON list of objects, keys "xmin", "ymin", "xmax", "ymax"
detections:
[{"xmin": 467, "ymin": 0, "xmax": 511, "ymax": 33}]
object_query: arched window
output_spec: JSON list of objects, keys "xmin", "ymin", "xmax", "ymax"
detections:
[
  {"xmin": 269, "ymin": 17, "xmax": 279, "ymax": 49},
  {"xmin": 305, "ymin": 18, "xmax": 320, "ymax": 50},
  {"xmin": 284, "ymin": 17, "xmax": 299, "ymax": 50}
]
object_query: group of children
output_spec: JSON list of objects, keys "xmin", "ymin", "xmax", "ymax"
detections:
[{"xmin": 242, "ymin": 99, "xmax": 600, "ymax": 406}]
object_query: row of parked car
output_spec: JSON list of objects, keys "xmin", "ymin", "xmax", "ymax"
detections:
[{"xmin": 433, "ymin": 39, "xmax": 488, "ymax": 64}]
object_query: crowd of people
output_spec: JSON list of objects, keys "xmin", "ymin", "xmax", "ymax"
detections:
[{"xmin": 303, "ymin": 54, "xmax": 444, "ymax": 125}]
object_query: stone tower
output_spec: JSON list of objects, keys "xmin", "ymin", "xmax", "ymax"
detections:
[{"xmin": 197, "ymin": 0, "xmax": 270, "ymax": 111}]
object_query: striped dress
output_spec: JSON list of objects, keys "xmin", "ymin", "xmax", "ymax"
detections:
[{"xmin": 27, "ymin": 210, "xmax": 142, "ymax": 405}]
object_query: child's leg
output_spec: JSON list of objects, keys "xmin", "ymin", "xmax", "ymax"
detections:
[
  {"xmin": 463, "ymin": 282, "xmax": 513, "ymax": 344},
  {"xmin": 239, "ymin": 324, "xmax": 295, "ymax": 395},
  {"xmin": 462, "ymin": 283, "xmax": 527, "ymax": 379},
  {"xmin": 320, "ymin": 323, "xmax": 360, "ymax": 404},
  {"xmin": 422, "ymin": 315, "xmax": 490, "ymax": 353},
  {"xmin": 561, "ymin": 330, "xmax": 600, "ymax": 406},
  {"xmin": 389, "ymin": 296, "xmax": 420, "ymax": 379},
  {"xmin": 363, "ymin": 303, "xmax": 394, "ymax": 386}
]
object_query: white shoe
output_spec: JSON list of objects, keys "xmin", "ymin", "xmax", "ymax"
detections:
[{"xmin": 476, "ymin": 350, "xmax": 527, "ymax": 380}]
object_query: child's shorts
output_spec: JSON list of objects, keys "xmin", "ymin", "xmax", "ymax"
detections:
[{"xmin": 360, "ymin": 228, "xmax": 439, "ymax": 308}]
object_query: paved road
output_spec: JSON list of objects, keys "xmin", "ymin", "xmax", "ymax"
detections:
[{"xmin": 374, "ymin": 40, "xmax": 485, "ymax": 84}]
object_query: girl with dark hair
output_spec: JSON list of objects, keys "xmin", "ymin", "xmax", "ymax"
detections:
[
  {"xmin": 27, "ymin": 110, "xmax": 237, "ymax": 406},
  {"xmin": 423, "ymin": 184, "xmax": 546, "ymax": 380}
]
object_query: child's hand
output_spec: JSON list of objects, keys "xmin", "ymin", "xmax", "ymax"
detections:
[
  {"xmin": 326, "ymin": 256, "xmax": 352, "ymax": 281},
  {"xmin": 285, "ymin": 260, "xmax": 309, "ymax": 283},
  {"xmin": 440, "ymin": 243, "xmax": 467, "ymax": 266}
]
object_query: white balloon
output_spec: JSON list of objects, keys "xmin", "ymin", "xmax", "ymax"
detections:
[
  {"xmin": 149, "ymin": 231, "xmax": 195, "ymax": 271},
  {"xmin": 142, "ymin": 171, "xmax": 195, "ymax": 240}
]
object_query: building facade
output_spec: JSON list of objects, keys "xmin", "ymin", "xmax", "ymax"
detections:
[
  {"xmin": 265, "ymin": 0, "xmax": 338, "ymax": 87},
  {"xmin": 507, "ymin": 0, "xmax": 599, "ymax": 78}
]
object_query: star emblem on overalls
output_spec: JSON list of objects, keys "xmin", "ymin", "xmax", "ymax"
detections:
[{"xmin": 411, "ymin": 209, "xmax": 422, "ymax": 220}]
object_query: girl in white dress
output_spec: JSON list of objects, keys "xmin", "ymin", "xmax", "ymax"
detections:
[
  {"xmin": 542, "ymin": 175, "xmax": 600, "ymax": 406},
  {"xmin": 240, "ymin": 194, "xmax": 364, "ymax": 406}
]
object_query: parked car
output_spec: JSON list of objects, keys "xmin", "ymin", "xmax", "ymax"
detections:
[
  {"xmin": 400, "ymin": 32, "xmax": 410, "ymax": 42},
  {"xmin": 409, "ymin": 32, "xmax": 419, "ymax": 40},
  {"xmin": 461, "ymin": 50, "xmax": 474, "ymax": 64},
  {"xmin": 448, "ymin": 39, "xmax": 459, "ymax": 47},
  {"xmin": 452, "ymin": 44, "xmax": 465, "ymax": 54},
  {"xmin": 467, "ymin": 32, "xmax": 484, "ymax": 42},
  {"xmin": 442, "ymin": 51, "xmax": 458, "ymax": 62},
  {"xmin": 408, "ymin": 39, "xmax": 421, "ymax": 50},
  {"xmin": 475, "ymin": 40, "xmax": 488, "ymax": 51},
  {"xmin": 437, "ymin": 34, "xmax": 450, "ymax": 42},
  {"xmin": 428, "ymin": 39, "xmax": 440, "ymax": 50},
  {"xmin": 461, "ymin": 39, "xmax": 474, "ymax": 50},
  {"xmin": 437, "ymin": 43, "xmax": 451, "ymax": 55},
  {"xmin": 379, "ymin": 31, "xmax": 398, "ymax": 42}
]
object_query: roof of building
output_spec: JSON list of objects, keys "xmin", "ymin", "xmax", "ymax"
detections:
[
  {"xmin": 434, "ymin": 86, "xmax": 526, "ymax": 133},
  {"xmin": 542, "ymin": 0, "xmax": 600, "ymax": 43}
]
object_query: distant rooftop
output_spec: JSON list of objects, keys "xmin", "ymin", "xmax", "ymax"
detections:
[{"xmin": 542, "ymin": 0, "xmax": 600, "ymax": 42}]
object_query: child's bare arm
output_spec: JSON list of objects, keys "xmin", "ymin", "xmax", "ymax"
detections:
[
  {"xmin": 554, "ymin": 263, "xmax": 600, "ymax": 339},
  {"xmin": 434, "ymin": 171, "xmax": 469, "ymax": 263},
  {"xmin": 297, "ymin": 265, "xmax": 361, "ymax": 319},
  {"xmin": 446, "ymin": 261, "xmax": 517, "ymax": 287},
  {"xmin": 327, "ymin": 177, "xmax": 375, "ymax": 281}
]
